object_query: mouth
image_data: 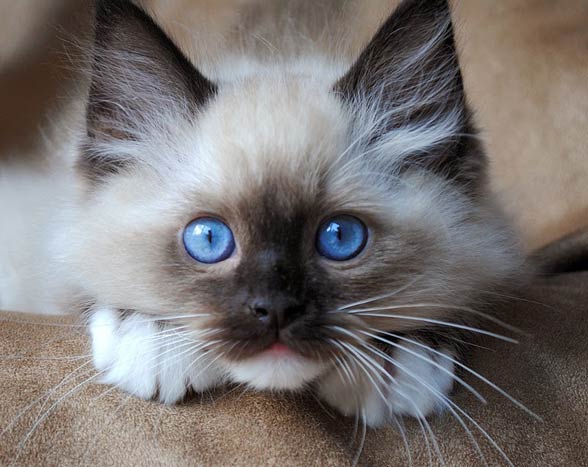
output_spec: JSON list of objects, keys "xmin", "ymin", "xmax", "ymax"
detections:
[
  {"xmin": 223, "ymin": 340, "xmax": 327, "ymax": 390},
  {"xmin": 213, "ymin": 315, "xmax": 349, "ymax": 362},
  {"xmin": 263, "ymin": 341, "xmax": 295, "ymax": 356},
  {"xmin": 256, "ymin": 336, "xmax": 329, "ymax": 361}
]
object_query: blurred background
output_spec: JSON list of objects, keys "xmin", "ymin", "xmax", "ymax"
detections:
[{"xmin": 1, "ymin": 0, "xmax": 587, "ymax": 250}]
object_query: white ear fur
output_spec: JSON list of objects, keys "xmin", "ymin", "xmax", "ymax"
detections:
[
  {"xmin": 335, "ymin": 0, "xmax": 484, "ymax": 191},
  {"xmin": 82, "ymin": 0, "xmax": 216, "ymax": 181}
]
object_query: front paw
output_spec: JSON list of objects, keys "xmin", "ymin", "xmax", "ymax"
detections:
[
  {"xmin": 89, "ymin": 308, "xmax": 224, "ymax": 403},
  {"xmin": 316, "ymin": 342, "xmax": 455, "ymax": 427}
]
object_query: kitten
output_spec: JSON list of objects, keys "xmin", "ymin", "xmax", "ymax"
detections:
[{"xmin": 1, "ymin": 0, "xmax": 523, "ymax": 428}]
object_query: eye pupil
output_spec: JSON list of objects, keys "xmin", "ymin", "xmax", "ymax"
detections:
[
  {"xmin": 316, "ymin": 215, "xmax": 367, "ymax": 261},
  {"xmin": 183, "ymin": 217, "xmax": 235, "ymax": 264}
]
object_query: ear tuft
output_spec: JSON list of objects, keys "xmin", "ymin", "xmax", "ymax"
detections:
[
  {"xmin": 336, "ymin": 0, "xmax": 486, "ymax": 193},
  {"xmin": 81, "ymin": 0, "xmax": 216, "ymax": 182}
]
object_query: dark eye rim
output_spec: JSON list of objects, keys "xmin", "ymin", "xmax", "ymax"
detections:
[
  {"xmin": 182, "ymin": 216, "xmax": 236, "ymax": 264},
  {"xmin": 315, "ymin": 214, "xmax": 368, "ymax": 261}
]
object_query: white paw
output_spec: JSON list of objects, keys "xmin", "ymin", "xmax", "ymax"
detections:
[
  {"xmin": 317, "ymin": 342, "xmax": 455, "ymax": 427},
  {"xmin": 89, "ymin": 307, "xmax": 224, "ymax": 403}
]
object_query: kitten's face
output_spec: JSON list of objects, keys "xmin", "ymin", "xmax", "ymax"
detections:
[{"xmin": 62, "ymin": 0, "xmax": 521, "ymax": 390}]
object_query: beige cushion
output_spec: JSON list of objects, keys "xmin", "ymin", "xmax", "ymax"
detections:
[{"xmin": 1, "ymin": 271, "xmax": 587, "ymax": 465}]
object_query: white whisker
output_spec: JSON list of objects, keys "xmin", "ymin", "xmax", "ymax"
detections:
[
  {"xmin": 0, "ymin": 360, "xmax": 95, "ymax": 439},
  {"xmin": 330, "ymin": 351, "xmax": 363, "ymax": 442},
  {"xmin": 377, "ymin": 331, "xmax": 541, "ymax": 420},
  {"xmin": 11, "ymin": 369, "xmax": 105, "ymax": 465},
  {"xmin": 329, "ymin": 326, "xmax": 485, "ymax": 467},
  {"xmin": 329, "ymin": 339, "xmax": 388, "ymax": 405},
  {"xmin": 360, "ymin": 341, "xmax": 489, "ymax": 466},
  {"xmin": 143, "ymin": 339, "xmax": 217, "ymax": 376},
  {"xmin": 335, "ymin": 336, "xmax": 447, "ymax": 465},
  {"xmin": 348, "ymin": 312, "xmax": 518, "ymax": 343},
  {"xmin": 359, "ymin": 329, "xmax": 486, "ymax": 404},
  {"xmin": 391, "ymin": 416, "xmax": 413, "ymax": 467},
  {"xmin": 344, "ymin": 302, "xmax": 525, "ymax": 335},
  {"xmin": 368, "ymin": 340, "xmax": 515, "ymax": 466},
  {"xmin": 352, "ymin": 407, "xmax": 367, "ymax": 467},
  {"xmin": 0, "ymin": 354, "xmax": 93, "ymax": 362},
  {"xmin": 336, "ymin": 275, "xmax": 424, "ymax": 311}
]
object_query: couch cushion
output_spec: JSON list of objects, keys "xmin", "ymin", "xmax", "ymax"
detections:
[{"xmin": 1, "ymin": 271, "xmax": 587, "ymax": 466}]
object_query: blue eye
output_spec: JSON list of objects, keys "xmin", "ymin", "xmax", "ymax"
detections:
[
  {"xmin": 183, "ymin": 217, "xmax": 235, "ymax": 264},
  {"xmin": 316, "ymin": 215, "xmax": 367, "ymax": 261}
]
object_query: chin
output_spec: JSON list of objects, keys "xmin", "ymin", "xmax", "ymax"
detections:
[{"xmin": 222, "ymin": 350, "xmax": 328, "ymax": 391}]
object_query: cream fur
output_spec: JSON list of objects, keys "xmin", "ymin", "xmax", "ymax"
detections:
[{"xmin": 0, "ymin": 0, "xmax": 524, "ymax": 427}]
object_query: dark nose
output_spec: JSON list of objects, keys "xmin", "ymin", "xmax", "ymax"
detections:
[{"xmin": 246, "ymin": 297, "xmax": 306, "ymax": 331}]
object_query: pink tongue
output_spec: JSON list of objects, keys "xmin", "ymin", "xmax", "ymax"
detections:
[{"xmin": 268, "ymin": 342, "xmax": 291, "ymax": 354}]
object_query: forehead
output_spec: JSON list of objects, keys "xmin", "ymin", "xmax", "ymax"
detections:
[
  {"xmin": 177, "ymin": 76, "xmax": 352, "ymax": 211},
  {"xmin": 124, "ymin": 73, "xmax": 399, "ymax": 240}
]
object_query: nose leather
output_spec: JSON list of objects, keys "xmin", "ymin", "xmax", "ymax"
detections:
[{"xmin": 246, "ymin": 297, "xmax": 306, "ymax": 331}]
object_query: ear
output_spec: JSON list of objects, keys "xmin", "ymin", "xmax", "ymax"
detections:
[
  {"xmin": 336, "ymin": 0, "xmax": 486, "ymax": 193},
  {"xmin": 82, "ymin": 0, "xmax": 216, "ymax": 180}
]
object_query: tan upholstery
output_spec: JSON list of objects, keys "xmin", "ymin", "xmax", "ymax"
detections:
[{"xmin": 1, "ymin": 271, "xmax": 587, "ymax": 465}]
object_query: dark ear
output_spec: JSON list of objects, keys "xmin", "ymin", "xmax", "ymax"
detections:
[
  {"xmin": 336, "ymin": 0, "xmax": 486, "ymax": 193},
  {"xmin": 82, "ymin": 0, "xmax": 216, "ymax": 180}
]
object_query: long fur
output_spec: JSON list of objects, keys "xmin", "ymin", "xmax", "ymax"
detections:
[{"xmin": 0, "ymin": 0, "xmax": 525, "ymax": 429}]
